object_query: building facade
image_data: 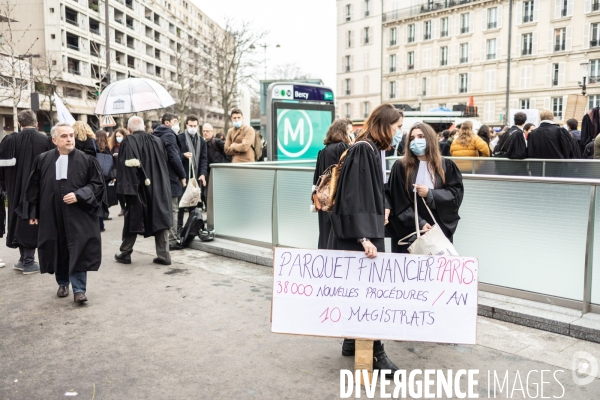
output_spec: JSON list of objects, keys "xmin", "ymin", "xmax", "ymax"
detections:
[
  {"xmin": 336, "ymin": 0, "xmax": 383, "ymax": 121},
  {"xmin": 7, "ymin": 0, "xmax": 225, "ymax": 132}
]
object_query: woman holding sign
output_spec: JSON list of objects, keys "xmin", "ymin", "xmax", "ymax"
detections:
[
  {"xmin": 328, "ymin": 104, "xmax": 402, "ymax": 376},
  {"xmin": 388, "ymin": 122, "xmax": 464, "ymax": 254}
]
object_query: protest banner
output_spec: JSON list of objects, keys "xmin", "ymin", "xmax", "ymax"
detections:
[{"xmin": 271, "ymin": 248, "xmax": 478, "ymax": 345}]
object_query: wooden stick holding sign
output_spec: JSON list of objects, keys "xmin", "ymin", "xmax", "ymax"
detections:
[{"xmin": 355, "ymin": 340, "xmax": 373, "ymax": 386}]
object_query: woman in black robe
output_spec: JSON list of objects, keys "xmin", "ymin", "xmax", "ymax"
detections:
[
  {"xmin": 312, "ymin": 119, "xmax": 351, "ymax": 249},
  {"xmin": 328, "ymin": 104, "xmax": 402, "ymax": 376},
  {"xmin": 388, "ymin": 123, "xmax": 464, "ymax": 254}
]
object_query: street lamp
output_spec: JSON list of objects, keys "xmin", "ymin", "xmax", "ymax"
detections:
[
  {"xmin": 249, "ymin": 43, "xmax": 281, "ymax": 81},
  {"xmin": 580, "ymin": 61, "xmax": 590, "ymax": 96}
]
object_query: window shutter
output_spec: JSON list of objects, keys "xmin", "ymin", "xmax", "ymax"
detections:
[
  {"xmin": 384, "ymin": 81, "xmax": 389, "ymax": 99},
  {"xmin": 417, "ymin": 78, "xmax": 422, "ymax": 97},
  {"xmin": 532, "ymin": 32, "xmax": 538, "ymax": 55},
  {"xmin": 416, "ymin": 22, "xmax": 422, "ymax": 43},
  {"xmin": 426, "ymin": 78, "xmax": 430, "ymax": 97},
  {"xmin": 515, "ymin": 34, "xmax": 521, "ymax": 58},
  {"xmin": 498, "ymin": 5, "xmax": 503, "ymax": 28},
  {"xmin": 440, "ymin": 75, "xmax": 447, "ymax": 96},
  {"xmin": 454, "ymin": 44, "xmax": 459, "ymax": 65},
  {"xmin": 584, "ymin": 24, "xmax": 591, "ymax": 50},
  {"xmin": 516, "ymin": 1, "xmax": 523, "ymax": 26},
  {"xmin": 566, "ymin": 26, "xmax": 573, "ymax": 51},
  {"xmin": 414, "ymin": 50, "xmax": 419, "ymax": 70},
  {"xmin": 481, "ymin": 40, "xmax": 486, "ymax": 62},
  {"xmin": 520, "ymin": 66, "xmax": 526, "ymax": 89},
  {"xmin": 448, "ymin": 15, "xmax": 454, "ymax": 36},
  {"xmin": 527, "ymin": 66, "xmax": 532, "ymax": 89},
  {"xmin": 567, "ymin": 0, "xmax": 574, "ymax": 17},
  {"xmin": 547, "ymin": 29, "xmax": 554, "ymax": 54},
  {"xmin": 484, "ymin": 70, "xmax": 490, "ymax": 92},
  {"xmin": 403, "ymin": 25, "xmax": 408, "ymax": 45},
  {"xmin": 469, "ymin": 11, "xmax": 474, "ymax": 33},
  {"xmin": 544, "ymin": 97, "xmax": 551, "ymax": 110},
  {"xmin": 491, "ymin": 69, "xmax": 497, "ymax": 91},
  {"xmin": 424, "ymin": 48, "xmax": 430, "ymax": 69},
  {"xmin": 512, "ymin": 99, "xmax": 519, "ymax": 111},
  {"xmin": 468, "ymin": 42, "xmax": 473, "ymax": 63},
  {"xmin": 467, "ymin": 72, "xmax": 473, "ymax": 93},
  {"xmin": 384, "ymin": 28, "xmax": 389, "ymax": 47},
  {"xmin": 482, "ymin": 9, "xmax": 487, "ymax": 32},
  {"xmin": 403, "ymin": 52, "xmax": 407, "ymax": 71},
  {"xmin": 558, "ymin": 62, "xmax": 566, "ymax": 86},
  {"xmin": 434, "ymin": 46, "xmax": 439, "ymax": 66},
  {"xmin": 530, "ymin": 98, "xmax": 536, "ymax": 109},
  {"xmin": 453, "ymin": 74, "xmax": 458, "ymax": 94},
  {"xmin": 533, "ymin": 0, "xmax": 540, "ymax": 22},
  {"xmin": 447, "ymin": 45, "xmax": 453, "ymax": 66},
  {"xmin": 554, "ymin": 0, "xmax": 562, "ymax": 19},
  {"xmin": 585, "ymin": 0, "xmax": 592, "ymax": 14},
  {"xmin": 545, "ymin": 63, "xmax": 552, "ymax": 87},
  {"xmin": 433, "ymin": 18, "xmax": 440, "ymax": 40},
  {"xmin": 497, "ymin": 37, "xmax": 502, "ymax": 59},
  {"xmin": 384, "ymin": 54, "xmax": 389, "ymax": 73}
]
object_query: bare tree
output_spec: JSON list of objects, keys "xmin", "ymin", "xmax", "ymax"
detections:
[
  {"xmin": 205, "ymin": 19, "xmax": 266, "ymax": 132},
  {"xmin": 0, "ymin": 1, "xmax": 37, "ymax": 132},
  {"xmin": 271, "ymin": 63, "xmax": 310, "ymax": 81},
  {"xmin": 250, "ymin": 93, "xmax": 260, "ymax": 119},
  {"xmin": 33, "ymin": 52, "xmax": 63, "ymax": 126}
]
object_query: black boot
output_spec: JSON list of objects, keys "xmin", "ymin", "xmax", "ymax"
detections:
[
  {"xmin": 342, "ymin": 339, "xmax": 355, "ymax": 356},
  {"xmin": 373, "ymin": 344, "xmax": 399, "ymax": 377}
]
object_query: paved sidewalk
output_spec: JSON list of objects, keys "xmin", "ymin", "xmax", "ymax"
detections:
[{"xmin": 0, "ymin": 211, "xmax": 599, "ymax": 399}]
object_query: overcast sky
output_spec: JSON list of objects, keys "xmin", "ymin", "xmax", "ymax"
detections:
[{"xmin": 192, "ymin": 0, "xmax": 337, "ymax": 90}]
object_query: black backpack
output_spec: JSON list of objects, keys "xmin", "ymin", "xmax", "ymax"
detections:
[
  {"xmin": 178, "ymin": 209, "xmax": 205, "ymax": 247},
  {"xmin": 208, "ymin": 138, "xmax": 231, "ymax": 164}
]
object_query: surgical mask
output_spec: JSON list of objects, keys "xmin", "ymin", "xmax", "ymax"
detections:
[
  {"xmin": 188, "ymin": 128, "xmax": 197, "ymax": 135},
  {"xmin": 410, "ymin": 138, "xmax": 427, "ymax": 156},
  {"xmin": 391, "ymin": 129, "xmax": 403, "ymax": 146},
  {"xmin": 116, "ymin": 136, "xmax": 123, "ymax": 143},
  {"xmin": 171, "ymin": 124, "xmax": 180, "ymax": 134},
  {"xmin": 232, "ymin": 121, "xmax": 243, "ymax": 129}
]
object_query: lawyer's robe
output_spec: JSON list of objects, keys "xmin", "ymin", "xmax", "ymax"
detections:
[{"xmin": 25, "ymin": 149, "xmax": 107, "ymax": 274}]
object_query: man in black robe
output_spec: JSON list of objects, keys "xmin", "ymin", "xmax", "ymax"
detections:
[
  {"xmin": 25, "ymin": 123, "xmax": 107, "ymax": 303},
  {"xmin": 527, "ymin": 110, "xmax": 576, "ymax": 159},
  {"xmin": 114, "ymin": 116, "xmax": 172, "ymax": 265},
  {"xmin": 493, "ymin": 111, "xmax": 528, "ymax": 176},
  {"xmin": 0, "ymin": 109, "xmax": 53, "ymax": 274}
]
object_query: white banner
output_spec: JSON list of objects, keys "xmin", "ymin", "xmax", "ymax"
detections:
[
  {"xmin": 271, "ymin": 248, "xmax": 478, "ymax": 345},
  {"xmin": 509, "ymin": 109, "xmax": 539, "ymax": 127}
]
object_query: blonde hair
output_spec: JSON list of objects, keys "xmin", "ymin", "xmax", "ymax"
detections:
[
  {"xmin": 540, "ymin": 109, "xmax": 554, "ymax": 121},
  {"xmin": 73, "ymin": 121, "xmax": 95, "ymax": 141},
  {"xmin": 455, "ymin": 120, "xmax": 475, "ymax": 147}
]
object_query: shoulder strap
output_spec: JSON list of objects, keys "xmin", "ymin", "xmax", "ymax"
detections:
[
  {"xmin": 354, "ymin": 140, "xmax": 375, "ymax": 151},
  {"xmin": 397, "ymin": 191, "xmax": 439, "ymax": 245}
]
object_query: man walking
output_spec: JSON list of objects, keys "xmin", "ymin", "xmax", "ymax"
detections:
[
  {"xmin": 224, "ymin": 109, "xmax": 256, "ymax": 163},
  {"xmin": 0, "ymin": 110, "xmax": 53, "ymax": 274},
  {"xmin": 25, "ymin": 123, "xmax": 107, "ymax": 303},
  {"xmin": 152, "ymin": 113, "xmax": 186, "ymax": 249},
  {"xmin": 175, "ymin": 115, "xmax": 207, "ymax": 246},
  {"xmin": 115, "ymin": 116, "xmax": 173, "ymax": 265}
]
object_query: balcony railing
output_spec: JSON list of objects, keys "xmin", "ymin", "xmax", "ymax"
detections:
[
  {"xmin": 459, "ymin": 86, "xmax": 468, "ymax": 93},
  {"xmin": 424, "ymin": 33, "xmax": 431, "ymax": 40},
  {"xmin": 555, "ymin": 43, "xmax": 565, "ymax": 51},
  {"xmin": 441, "ymin": 60, "xmax": 448, "ymax": 66},
  {"xmin": 127, "ymin": 23, "xmax": 134, "ymax": 30},
  {"xmin": 408, "ymin": 64, "xmax": 414, "ymax": 70},
  {"xmin": 561, "ymin": 8, "xmax": 567, "ymax": 16},
  {"xmin": 591, "ymin": 39, "xmax": 599, "ymax": 47},
  {"xmin": 523, "ymin": 14, "xmax": 534, "ymax": 23},
  {"xmin": 127, "ymin": 43, "xmax": 134, "ymax": 49},
  {"xmin": 461, "ymin": 26, "xmax": 469, "ymax": 34},
  {"xmin": 553, "ymin": 79, "xmax": 559, "ymax": 86},
  {"xmin": 408, "ymin": 36, "xmax": 415, "ymax": 43},
  {"xmin": 345, "ymin": 89, "xmax": 351, "ymax": 95},
  {"xmin": 441, "ymin": 30, "xmax": 448, "ymax": 37},
  {"xmin": 590, "ymin": 76, "xmax": 599, "ymax": 84},
  {"xmin": 390, "ymin": 66, "xmax": 397, "ymax": 73},
  {"xmin": 487, "ymin": 53, "xmax": 496, "ymax": 60},
  {"xmin": 126, "ymin": 0, "xmax": 133, "ymax": 9},
  {"xmin": 67, "ymin": 43, "xmax": 79, "ymax": 51},
  {"xmin": 382, "ymin": 0, "xmax": 482, "ymax": 23},
  {"xmin": 65, "ymin": 18, "xmax": 78, "ymax": 27},
  {"xmin": 390, "ymin": 92, "xmax": 396, "ymax": 99},
  {"xmin": 460, "ymin": 57, "xmax": 469, "ymax": 63},
  {"xmin": 90, "ymin": 27, "xmax": 100, "ymax": 35},
  {"xmin": 487, "ymin": 21, "xmax": 497, "ymax": 29},
  {"xmin": 115, "ymin": 19, "xmax": 123, "ymax": 24},
  {"xmin": 390, "ymin": 40, "xmax": 397, "ymax": 46},
  {"xmin": 594, "ymin": 1, "xmax": 600, "ymax": 11},
  {"xmin": 522, "ymin": 48, "xmax": 532, "ymax": 56},
  {"xmin": 68, "ymin": 68, "xmax": 80, "ymax": 75},
  {"xmin": 345, "ymin": 66, "xmax": 350, "ymax": 72}
]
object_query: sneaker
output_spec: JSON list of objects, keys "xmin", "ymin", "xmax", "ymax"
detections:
[
  {"xmin": 22, "ymin": 262, "xmax": 40, "ymax": 275},
  {"xmin": 13, "ymin": 261, "xmax": 23, "ymax": 271}
]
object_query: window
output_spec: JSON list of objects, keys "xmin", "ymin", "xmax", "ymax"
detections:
[
  {"xmin": 90, "ymin": 41, "xmax": 101, "ymax": 57},
  {"xmin": 460, "ymin": 43, "xmax": 469, "ymax": 63},
  {"xmin": 88, "ymin": 0, "xmax": 98, "ymax": 12},
  {"xmin": 592, "ymin": 23, "xmax": 600, "ymax": 47},
  {"xmin": 127, "ymin": 55, "xmax": 135, "ymax": 68},
  {"xmin": 50, "ymin": 7, "xmax": 54, "ymax": 12},
  {"xmin": 487, "ymin": 39, "xmax": 496, "ymax": 60},
  {"xmin": 389, "ymin": 54, "xmax": 396, "ymax": 72},
  {"xmin": 408, "ymin": 52, "xmax": 414, "ymax": 70},
  {"xmin": 560, "ymin": 0, "xmax": 568, "ymax": 16},
  {"xmin": 363, "ymin": 101, "xmax": 370, "ymax": 118},
  {"xmin": 390, "ymin": 81, "xmax": 396, "ymax": 99},
  {"xmin": 345, "ymin": 78, "xmax": 351, "ymax": 95},
  {"xmin": 555, "ymin": 28, "xmax": 566, "ymax": 51},
  {"xmin": 51, "ymin": 34, "xmax": 56, "ymax": 39},
  {"xmin": 487, "ymin": 8, "xmax": 497, "ymax": 29},
  {"xmin": 408, "ymin": 24, "xmax": 415, "ymax": 43},
  {"xmin": 126, "ymin": 15, "xmax": 134, "ymax": 30},
  {"xmin": 155, "ymin": 49, "xmax": 161, "ymax": 60},
  {"xmin": 424, "ymin": 21, "xmax": 431, "ymax": 40},
  {"xmin": 522, "ymin": 33, "xmax": 533, "ymax": 55},
  {"xmin": 91, "ymin": 64, "xmax": 100, "ymax": 79},
  {"xmin": 345, "ymin": 55, "xmax": 351, "ymax": 72},
  {"xmin": 591, "ymin": 59, "xmax": 600, "ymax": 83},
  {"xmin": 552, "ymin": 97, "xmax": 563, "ymax": 120},
  {"xmin": 594, "ymin": 0, "xmax": 600, "ymax": 12},
  {"xmin": 64, "ymin": 87, "xmax": 82, "ymax": 98},
  {"xmin": 127, "ymin": 36, "xmax": 134, "ymax": 49},
  {"xmin": 459, "ymin": 73, "xmax": 468, "ymax": 93},
  {"xmin": 114, "ymin": 30, "xmax": 124, "ymax": 45},
  {"xmin": 390, "ymin": 27, "xmax": 397, "ymax": 46},
  {"xmin": 523, "ymin": 1, "xmax": 534, "ymax": 23},
  {"xmin": 126, "ymin": 0, "xmax": 133, "ymax": 9},
  {"xmin": 66, "ymin": 32, "xmax": 79, "ymax": 51},
  {"xmin": 422, "ymin": 77, "xmax": 427, "ymax": 96},
  {"xmin": 460, "ymin": 13, "xmax": 470, "ymax": 34},
  {"xmin": 89, "ymin": 18, "xmax": 100, "ymax": 35},
  {"xmin": 65, "ymin": 7, "xmax": 78, "ymax": 27},
  {"xmin": 589, "ymin": 95, "xmax": 600, "ymax": 109},
  {"xmin": 154, "ymin": 31, "xmax": 161, "ymax": 43},
  {"xmin": 347, "ymin": 30, "xmax": 352, "ymax": 47},
  {"xmin": 440, "ymin": 46, "xmax": 448, "ymax": 66},
  {"xmin": 363, "ymin": 27, "xmax": 370, "ymax": 45},
  {"xmin": 364, "ymin": 0, "xmax": 370, "ymax": 17},
  {"xmin": 440, "ymin": 17, "xmax": 448, "ymax": 37},
  {"xmin": 552, "ymin": 63, "xmax": 559, "ymax": 86},
  {"xmin": 345, "ymin": 4, "xmax": 351, "ymax": 22},
  {"xmin": 67, "ymin": 58, "xmax": 80, "ymax": 75},
  {"xmin": 344, "ymin": 103, "xmax": 351, "ymax": 118},
  {"xmin": 153, "ymin": 14, "xmax": 160, "ymax": 25},
  {"xmin": 146, "ymin": 62, "xmax": 154, "ymax": 75},
  {"xmin": 520, "ymin": 99, "xmax": 530, "ymax": 109},
  {"xmin": 155, "ymin": 66, "xmax": 161, "ymax": 76}
]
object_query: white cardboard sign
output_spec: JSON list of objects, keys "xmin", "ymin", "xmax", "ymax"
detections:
[
  {"xmin": 271, "ymin": 248, "xmax": 479, "ymax": 345},
  {"xmin": 509, "ymin": 109, "xmax": 540, "ymax": 127}
]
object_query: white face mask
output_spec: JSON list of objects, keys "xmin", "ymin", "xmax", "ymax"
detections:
[
  {"xmin": 188, "ymin": 128, "xmax": 197, "ymax": 135},
  {"xmin": 171, "ymin": 124, "xmax": 180, "ymax": 134}
]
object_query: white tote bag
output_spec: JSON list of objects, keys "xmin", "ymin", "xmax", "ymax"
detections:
[
  {"xmin": 179, "ymin": 163, "xmax": 201, "ymax": 208},
  {"xmin": 397, "ymin": 192, "xmax": 459, "ymax": 256}
]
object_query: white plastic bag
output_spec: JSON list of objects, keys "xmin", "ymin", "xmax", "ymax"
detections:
[{"xmin": 179, "ymin": 163, "xmax": 201, "ymax": 208}]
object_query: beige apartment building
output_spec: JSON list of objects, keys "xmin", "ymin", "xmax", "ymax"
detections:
[
  {"xmin": 336, "ymin": 0, "xmax": 383, "ymax": 121},
  {"xmin": 7, "ymin": 0, "xmax": 225, "ymax": 132}
]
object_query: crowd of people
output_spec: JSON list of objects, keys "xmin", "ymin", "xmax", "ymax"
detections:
[{"xmin": 0, "ymin": 107, "xmax": 260, "ymax": 303}]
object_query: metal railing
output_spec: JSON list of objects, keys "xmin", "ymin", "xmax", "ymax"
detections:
[
  {"xmin": 90, "ymin": 27, "xmax": 100, "ymax": 35},
  {"xmin": 523, "ymin": 14, "xmax": 534, "ymax": 23},
  {"xmin": 461, "ymin": 26, "xmax": 469, "ymax": 34},
  {"xmin": 522, "ymin": 48, "xmax": 532, "ymax": 56},
  {"xmin": 208, "ymin": 159, "xmax": 600, "ymax": 314},
  {"xmin": 555, "ymin": 43, "xmax": 566, "ymax": 51},
  {"xmin": 487, "ymin": 21, "xmax": 497, "ymax": 29},
  {"xmin": 487, "ymin": 53, "xmax": 496, "ymax": 60},
  {"xmin": 383, "ymin": 0, "xmax": 482, "ymax": 23},
  {"xmin": 594, "ymin": 1, "xmax": 600, "ymax": 11},
  {"xmin": 65, "ymin": 18, "xmax": 78, "ymax": 27},
  {"xmin": 460, "ymin": 57, "xmax": 469, "ymax": 63}
]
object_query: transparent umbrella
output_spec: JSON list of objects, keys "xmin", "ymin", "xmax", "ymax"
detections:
[{"xmin": 94, "ymin": 78, "xmax": 175, "ymax": 115}]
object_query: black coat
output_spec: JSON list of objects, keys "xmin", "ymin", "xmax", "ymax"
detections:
[
  {"xmin": 328, "ymin": 140, "xmax": 387, "ymax": 252},
  {"xmin": 153, "ymin": 125, "xmax": 186, "ymax": 197},
  {"xmin": 177, "ymin": 131, "xmax": 208, "ymax": 180},
  {"xmin": 388, "ymin": 159, "xmax": 464, "ymax": 253},
  {"xmin": 117, "ymin": 131, "xmax": 172, "ymax": 237},
  {"xmin": 0, "ymin": 128, "xmax": 54, "ymax": 248},
  {"xmin": 313, "ymin": 142, "xmax": 350, "ymax": 249},
  {"xmin": 527, "ymin": 123, "xmax": 576, "ymax": 159},
  {"xmin": 581, "ymin": 108, "xmax": 600, "ymax": 148},
  {"xmin": 206, "ymin": 137, "xmax": 229, "ymax": 166},
  {"xmin": 25, "ymin": 149, "xmax": 107, "ymax": 274},
  {"xmin": 75, "ymin": 137, "xmax": 97, "ymax": 157}
]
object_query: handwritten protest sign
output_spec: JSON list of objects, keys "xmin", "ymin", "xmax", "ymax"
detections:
[{"xmin": 271, "ymin": 248, "xmax": 478, "ymax": 345}]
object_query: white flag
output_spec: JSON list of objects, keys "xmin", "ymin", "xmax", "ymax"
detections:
[{"xmin": 53, "ymin": 92, "xmax": 76, "ymax": 125}]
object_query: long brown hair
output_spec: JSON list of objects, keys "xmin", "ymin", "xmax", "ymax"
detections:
[
  {"xmin": 455, "ymin": 120, "xmax": 475, "ymax": 147},
  {"xmin": 402, "ymin": 122, "xmax": 445, "ymax": 195},
  {"xmin": 324, "ymin": 119, "xmax": 351, "ymax": 145},
  {"xmin": 95, "ymin": 130, "xmax": 108, "ymax": 152},
  {"xmin": 355, "ymin": 104, "xmax": 402, "ymax": 150},
  {"xmin": 108, "ymin": 128, "xmax": 129, "ymax": 150}
]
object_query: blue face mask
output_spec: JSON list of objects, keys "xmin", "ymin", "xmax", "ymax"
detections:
[
  {"xmin": 232, "ymin": 121, "xmax": 243, "ymax": 129},
  {"xmin": 410, "ymin": 138, "xmax": 427, "ymax": 156}
]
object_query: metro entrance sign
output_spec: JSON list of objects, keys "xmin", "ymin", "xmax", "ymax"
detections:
[{"xmin": 267, "ymin": 82, "xmax": 335, "ymax": 161}]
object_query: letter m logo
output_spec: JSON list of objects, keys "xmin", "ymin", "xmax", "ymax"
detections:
[{"xmin": 283, "ymin": 118, "xmax": 305, "ymax": 146}]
